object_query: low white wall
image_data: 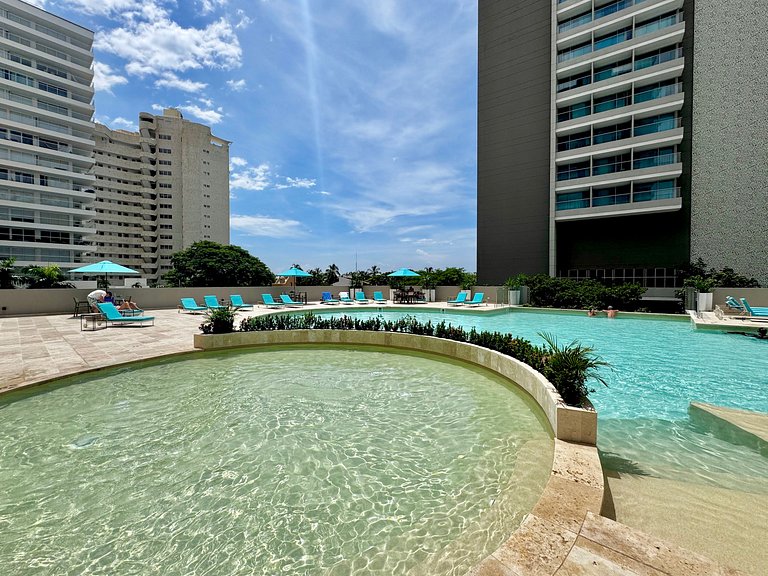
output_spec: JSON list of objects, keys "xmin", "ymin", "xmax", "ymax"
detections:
[
  {"xmin": 712, "ymin": 287, "xmax": 768, "ymax": 308},
  {"xmin": 193, "ymin": 330, "xmax": 598, "ymax": 445}
]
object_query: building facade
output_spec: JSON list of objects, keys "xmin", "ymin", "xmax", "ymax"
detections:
[
  {"xmin": 478, "ymin": 0, "xmax": 768, "ymax": 287},
  {"xmin": 90, "ymin": 109, "xmax": 230, "ymax": 282},
  {"xmin": 0, "ymin": 0, "xmax": 95, "ymax": 270}
]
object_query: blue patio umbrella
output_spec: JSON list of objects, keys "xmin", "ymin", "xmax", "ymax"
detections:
[
  {"xmin": 70, "ymin": 260, "xmax": 139, "ymax": 288},
  {"xmin": 388, "ymin": 268, "xmax": 420, "ymax": 277},
  {"xmin": 277, "ymin": 266, "xmax": 312, "ymax": 288}
]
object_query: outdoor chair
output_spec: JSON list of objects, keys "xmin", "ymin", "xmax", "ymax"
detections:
[
  {"xmin": 373, "ymin": 291, "xmax": 387, "ymax": 304},
  {"xmin": 229, "ymin": 295, "xmax": 254, "ymax": 310},
  {"xmin": 740, "ymin": 298, "xmax": 768, "ymax": 318},
  {"xmin": 179, "ymin": 298, "xmax": 207, "ymax": 313},
  {"xmin": 261, "ymin": 294, "xmax": 283, "ymax": 308},
  {"xmin": 280, "ymin": 294, "xmax": 306, "ymax": 307},
  {"xmin": 204, "ymin": 295, "xmax": 225, "ymax": 310},
  {"xmin": 72, "ymin": 296, "xmax": 90, "ymax": 317},
  {"xmin": 465, "ymin": 292, "xmax": 485, "ymax": 307},
  {"xmin": 321, "ymin": 292, "xmax": 340, "ymax": 305},
  {"xmin": 96, "ymin": 303, "xmax": 155, "ymax": 327},
  {"xmin": 447, "ymin": 292, "xmax": 468, "ymax": 306},
  {"xmin": 354, "ymin": 292, "xmax": 370, "ymax": 304},
  {"xmin": 338, "ymin": 292, "xmax": 354, "ymax": 304}
]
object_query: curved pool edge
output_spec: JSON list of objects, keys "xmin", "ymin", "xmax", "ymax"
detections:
[
  {"xmin": 193, "ymin": 330, "xmax": 598, "ymax": 446},
  {"xmin": 193, "ymin": 330, "xmax": 605, "ymax": 576}
]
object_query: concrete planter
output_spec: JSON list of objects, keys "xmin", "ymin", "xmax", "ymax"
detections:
[
  {"xmin": 697, "ymin": 292, "xmax": 714, "ymax": 312},
  {"xmin": 193, "ymin": 330, "xmax": 598, "ymax": 445},
  {"xmin": 509, "ymin": 289, "xmax": 521, "ymax": 305}
]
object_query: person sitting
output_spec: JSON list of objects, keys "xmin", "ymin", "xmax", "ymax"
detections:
[
  {"xmin": 87, "ymin": 289, "xmax": 107, "ymax": 312},
  {"xmin": 606, "ymin": 306, "xmax": 618, "ymax": 318},
  {"xmin": 117, "ymin": 297, "xmax": 141, "ymax": 312},
  {"xmin": 104, "ymin": 291, "xmax": 115, "ymax": 304}
]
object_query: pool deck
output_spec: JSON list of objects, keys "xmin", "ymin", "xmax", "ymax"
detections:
[
  {"xmin": 689, "ymin": 309, "xmax": 768, "ymax": 334},
  {"xmin": 0, "ymin": 304, "xmax": 749, "ymax": 575}
]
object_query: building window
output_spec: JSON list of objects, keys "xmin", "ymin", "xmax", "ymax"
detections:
[
  {"xmin": 158, "ymin": 148, "xmax": 172, "ymax": 154},
  {"xmin": 158, "ymin": 134, "xmax": 172, "ymax": 140}
]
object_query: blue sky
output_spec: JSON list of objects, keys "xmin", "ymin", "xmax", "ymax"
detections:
[{"xmin": 36, "ymin": 0, "xmax": 478, "ymax": 275}]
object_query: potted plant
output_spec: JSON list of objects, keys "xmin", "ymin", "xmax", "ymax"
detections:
[
  {"xmin": 419, "ymin": 270, "xmax": 438, "ymax": 302},
  {"xmin": 505, "ymin": 274, "xmax": 526, "ymax": 306},
  {"xmin": 683, "ymin": 275, "xmax": 716, "ymax": 312}
]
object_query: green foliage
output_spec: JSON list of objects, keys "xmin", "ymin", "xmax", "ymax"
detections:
[
  {"xmin": 504, "ymin": 274, "xmax": 645, "ymax": 310},
  {"xmin": 678, "ymin": 258, "xmax": 759, "ymax": 289},
  {"xmin": 0, "ymin": 257, "xmax": 16, "ymax": 289},
  {"xmin": 538, "ymin": 332, "xmax": 610, "ymax": 406},
  {"xmin": 681, "ymin": 275, "xmax": 716, "ymax": 293},
  {"xmin": 236, "ymin": 313, "xmax": 607, "ymax": 407},
  {"xmin": 199, "ymin": 306, "xmax": 237, "ymax": 334},
  {"xmin": 20, "ymin": 265, "xmax": 73, "ymax": 289},
  {"xmin": 163, "ymin": 241, "xmax": 275, "ymax": 288}
]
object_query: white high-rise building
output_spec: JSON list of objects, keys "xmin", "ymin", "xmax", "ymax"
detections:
[
  {"xmin": 0, "ymin": 0, "xmax": 95, "ymax": 270},
  {"xmin": 90, "ymin": 109, "xmax": 230, "ymax": 282}
]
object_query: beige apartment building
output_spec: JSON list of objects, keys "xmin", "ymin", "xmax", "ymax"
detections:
[
  {"xmin": 0, "ymin": 0, "xmax": 95, "ymax": 270},
  {"xmin": 90, "ymin": 108, "xmax": 230, "ymax": 283}
]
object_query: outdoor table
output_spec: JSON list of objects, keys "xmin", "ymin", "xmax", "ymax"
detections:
[
  {"xmin": 80, "ymin": 313, "xmax": 107, "ymax": 331},
  {"xmin": 289, "ymin": 291, "xmax": 308, "ymax": 304}
]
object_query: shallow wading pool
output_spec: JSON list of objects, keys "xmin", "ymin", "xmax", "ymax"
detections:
[{"xmin": 0, "ymin": 346, "xmax": 553, "ymax": 576}]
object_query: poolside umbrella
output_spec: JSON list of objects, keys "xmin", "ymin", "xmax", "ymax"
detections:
[
  {"xmin": 70, "ymin": 260, "xmax": 139, "ymax": 288},
  {"xmin": 277, "ymin": 266, "xmax": 312, "ymax": 289},
  {"xmin": 388, "ymin": 268, "xmax": 420, "ymax": 277}
]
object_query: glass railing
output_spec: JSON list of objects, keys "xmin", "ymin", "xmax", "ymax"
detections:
[
  {"xmin": 556, "ymin": 197, "xmax": 591, "ymax": 210},
  {"xmin": 634, "ymin": 81, "xmax": 682, "ymax": 103},
  {"xmin": 635, "ymin": 47, "xmax": 683, "ymax": 70},
  {"xmin": 594, "ymin": 60, "xmax": 633, "ymax": 82},
  {"xmin": 594, "ymin": 91, "xmax": 632, "ymax": 113},
  {"xmin": 593, "ymin": 126, "xmax": 632, "ymax": 144},
  {"xmin": 635, "ymin": 12, "xmax": 680, "ymax": 37},
  {"xmin": 633, "ymin": 116, "xmax": 680, "ymax": 137},
  {"xmin": 558, "ymin": 12, "xmax": 593, "ymax": 33},
  {"xmin": 557, "ymin": 73, "xmax": 591, "ymax": 92},
  {"xmin": 557, "ymin": 134, "xmax": 592, "ymax": 151},
  {"xmin": 558, "ymin": 42, "xmax": 593, "ymax": 63},
  {"xmin": 594, "ymin": 27, "xmax": 632, "ymax": 51},
  {"xmin": 557, "ymin": 164, "xmax": 591, "ymax": 181},
  {"xmin": 634, "ymin": 186, "xmax": 680, "ymax": 202},
  {"xmin": 593, "ymin": 157, "xmax": 631, "ymax": 175},
  {"xmin": 556, "ymin": 184, "xmax": 680, "ymax": 211},
  {"xmin": 633, "ymin": 151, "xmax": 680, "ymax": 169},
  {"xmin": 593, "ymin": 190, "xmax": 631, "ymax": 206}
]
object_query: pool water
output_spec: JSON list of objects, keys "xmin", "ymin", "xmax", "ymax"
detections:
[
  {"xmin": 314, "ymin": 309, "xmax": 768, "ymax": 493},
  {"xmin": 0, "ymin": 346, "xmax": 553, "ymax": 576}
]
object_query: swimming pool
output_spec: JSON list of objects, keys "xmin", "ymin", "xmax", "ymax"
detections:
[
  {"xmin": 0, "ymin": 346, "xmax": 552, "ymax": 576},
  {"xmin": 312, "ymin": 308, "xmax": 768, "ymax": 573}
]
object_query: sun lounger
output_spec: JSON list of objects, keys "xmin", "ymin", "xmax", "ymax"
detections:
[
  {"xmin": 229, "ymin": 294, "xmax": 253, "ymax": 310},
  {"xmin": 354, "ymin": 292, "xmax": 370, "ymax": 304},
  {"xmin": 740, "ymin": 298, "xmax": 768, "ymax": 317},
  {"xmin": 373, "ymin": 291, "xmax": 387, "ymax": 304},
  {"xmin": 447, "ymin": 292, "xmax": 468, "ymax": 305},
  {"xmin": 179, "ymin": 298, "xmax": 207, "ymax": 313},
  {"xmin": 280, "ymin": 294, "xmax": 306, "ymax": 307},
  {"xmin": 321, "ymin": 291, "xmax": 340, "ymax": 305},
  {"xmin": 203, "ymin": 295, "xmax": 225, "ymax": 310},
  {"xmin": 465, "ymin": 292, "xmax": 485, "ymax": 307},
  {"xmin": 338, "ymin": 292, "xmax": 354, "ymax": 305},
  {"xmin": 261, "ymin": 294, "xmax": 283, "ymax": 308},
  {"xmin": 97, "ymin": 302, "xmax": 155, "ymax": 327}
]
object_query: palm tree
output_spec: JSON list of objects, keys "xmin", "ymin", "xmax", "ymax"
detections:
[
  {"xmin": 325, "ymin": 263, "xmax": 340, "ymax": 285},
  {"xmin": 0, "ymin": 257, "xmax": 16, "ymax": 289},
  {"xmin": 538, "ymin": 332, "xmax": 610, "ymax": 407}
]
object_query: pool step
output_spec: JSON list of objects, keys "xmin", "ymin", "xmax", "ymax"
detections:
[{"xmin": 688, "ymin": 402, "xmax": 768, "ymax": 456}]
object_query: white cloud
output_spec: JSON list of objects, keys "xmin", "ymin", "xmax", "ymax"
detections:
[
  {"xmin": 92, "ymin": 61, "xmax": 128, "ymax": 94},
  {"xmin": 230, "ymin": 163, "xmax": 271, "ymax": 191},
  {"xmin": 65, "ymin": 0, "xmax": 146, "ymax": 15},
  {"xmin": 151, "ymin": 103, "xmax": 164, "ymax": 111},
  {"xmin": 226, "ymin": 79, "xmax": 247, "ymax": 92},
  {"xmin": 199, "ymin": 97, "xmax": 214, "ymax": 107},
  {"xmin": 230, "ymin": 157, "xmax": 248, "ymax": 167},
  {"xmin": 274, "ymin": 177, "xmax": 315, "ymax": 190},
  {"xmin": 200, "ymin": 0, "xmax": 227, "ymax": 14},
  {"xmin": 94, "ymin": 17, "xmax": 242, "ymax": 77},
  {"xmin": 154, "ymin": 73, "xmax": 208, "ymax": 93},
  {"xmin": 177, "ymin": 104, "xmax": 223, "ymax": 124},
  {"xmin": 22, "ymin": 0, "xmax": 45, "ymax": 7},
  {"xmin": 108, "ymin": 117, "xmax": 138, "ymax": 131},
  {"xmin": 230, "ymin": 214, "xmax": 305, "ymax": 239}
]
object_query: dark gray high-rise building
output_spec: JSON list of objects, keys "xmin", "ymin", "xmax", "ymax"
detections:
[{"xmin": 478, "ymin": 0, "xmax": 768, "ymax": 288}]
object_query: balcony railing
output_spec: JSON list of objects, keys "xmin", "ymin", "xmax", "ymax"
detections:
[{"xmin": 556, "ymin": 186, "xmax": 680, "ymax": 211}]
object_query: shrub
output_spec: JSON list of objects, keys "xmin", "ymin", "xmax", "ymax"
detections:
[
  {"xmin": 200, "ymin": 306, "xmax": 237, "ymax": 334},
  {"xmin": 538, "ymin": 332, "xmax": 610, "ymax": 406},
  {"xmin": 504, "ymin": 273, "xmax": 645, "ymax": 310}
]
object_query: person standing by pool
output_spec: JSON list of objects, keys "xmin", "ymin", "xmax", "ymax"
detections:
[{"xmin": 87, "ymin": 289, "xmax": 107, "ymax": 311}]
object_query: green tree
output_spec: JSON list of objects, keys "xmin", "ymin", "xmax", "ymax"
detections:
[
  {"xmin": 0, "ymin": 257, "xmax": 16, "ymax": 289},
  {"xmin": 324, "ymin": 263, "xmax": 340, "ymax": 285},
  {"xmin": 21, "ymin": 264, "xmax": 73, "ymax": 289},
  {"xmin": 163, "ymin": 241, "xmax": 275, "ymax": 287}
]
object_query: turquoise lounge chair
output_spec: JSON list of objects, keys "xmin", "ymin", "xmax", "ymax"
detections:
[
  {"xmin": 97, "ymin": 302, "xmax": 155, "ymax": 327},
  {"xmin": 354, "ymin": 292, "xmax": 370, "ymax": 304},
  {"xmin": 740, "ymin": 298, "xmax": 768, "ymax": 317},
  {"xmin": 280, "ymin": 294, "xmax": 305, "ymax": 307},
  {"xmin": 339, "ymin": 293, "xmax": 354, "ymax": 304},
  {"xmin": 466, "ymin": 292, "xmax": 485, "ymax": 307},
  {"xmin": 261, "ymin": 294, "xmax": 283, "ymax": 308},
  {"xmin": 230, "ymin": 294, "xmax": 253, "ymax": 310},
  {"xmin": 447, "ymin": 292, "xmax": 468, "ymax": 305},
  {"xmin": 204, "ymin": 295, "xmax": 224, "ymax": 310},
  {"xmin": 373, "ymin": 291, "xmax": 387, "ymax": 304},
  {"xmin": 321, "ymin": 292, "xmax": 340, "ymax": 305},
  {"xmin": 179, "ymin": 298, "xmax": 207, "ymax": 313},
  {"xmin": 725, "ymin": 296, "xmax": 745, "ymax": 312}
]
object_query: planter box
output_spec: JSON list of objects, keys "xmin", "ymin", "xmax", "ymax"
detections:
[
  {"xmin": 509, "ymin": 290, "xmax": 521, "ymax": 305},
  {"xmin": 697, "ymin": 292, "xmax": 713, "ymax": 312}
]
